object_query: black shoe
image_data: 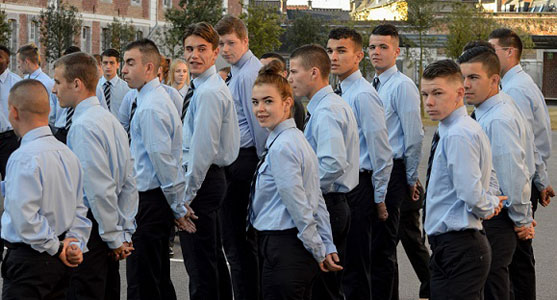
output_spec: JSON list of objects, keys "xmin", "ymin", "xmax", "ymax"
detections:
[{"xmin": 169, "ymin": 246, "xmax": 174, "ymax": 258}]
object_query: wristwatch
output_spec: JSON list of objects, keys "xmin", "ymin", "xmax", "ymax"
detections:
[{"xmin": 55, "ymin": 241, "xmax": 64, "ymax": 257}]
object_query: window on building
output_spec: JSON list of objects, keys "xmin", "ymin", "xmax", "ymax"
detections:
[
  {"xmin": 28, "ymin": 18, "xmax": 41, "ymax": 47},
  {"xmin": 102, "ymin": 28, "xmax": 111, "ymax": 51},
  {"xmin": 9, "ymin": 19, "xmax": 18, "ymax": 69},
  {"xmin": 136, "ymin": 30, "xmax": 144, "ymax": 40},
  {"xmin": 82, "ymin": 26, "xmax": 91, "ymax": 53},
  {"xmin": 163, "ymin": 0, "xmax": 172, "ymax": 8},
  {"xmin": 131, "ymin": 0, "xmax": 141, "ymax": 5}
]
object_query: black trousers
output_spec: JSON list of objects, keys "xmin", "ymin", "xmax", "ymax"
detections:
[
  {"xmin": 180, "ymin": 165, "xmax": 233, "ymax": 300},
  {"xmin": 371, "ymin": 159, "xmax": 406, "ymax": 300},
  {"xmin": 2, "ymin": 243, "xmax": 70, "ymax": 299},
  {"xmin": 483, "ymin": 209, "xmax": 517, "ymax": 300},
  {"xmin": 394, "ymin": 201, "xmax": 431, "ymax": 299},
  {"xmin": 342, "ymin": 171, "xmax": 374, "ymax": 300},
  {"xmin": 259, "ymin": 228, "xmax": 319, "ymax": 300},
  {"xmin": 429, "ymin": 230, "xmax": 491, "ymax": 300},
  {"xmin": 312, "ymin": 192, "xmax": 350, "ymax": 300},
  {"xmin": 67, "ymin": 211, "xmax": 120, "ymax": 300},
  {"xmin": 509, "ymin": 181, "xmax": 538, "ymax": 300},
  {"xmin": 220, "ymin": 147, "xmax": 260, "ymax": 300},
  {"xmin": 126, "ymin": 188, "xmax": 176, "ymax": 300},
  {"xmin": 0, "ymin": 130, "xmax": 19, "ymax": 262}
]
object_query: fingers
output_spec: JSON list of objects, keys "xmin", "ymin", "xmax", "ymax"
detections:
[
  {"xmin": 376, "ymin": 202, "xmax": 388, "ymax": 222},
  {"xmin": 319, "ymin": 262, "xmax": 329, "ymax": 272},
  {"xmin": 324, "ymin": 254, "xmax": 343, "ymax": 272}
]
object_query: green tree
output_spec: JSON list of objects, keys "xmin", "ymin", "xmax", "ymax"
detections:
[
  {"xmin": 445, "ymin": 3, "xmax": 497, "ymax": 59},
  {"xmin": 163, "ymin": 0, "xmax": 223, "ymax": 58},
  {"xmin": 39, "ymin": 1, "xmax": 82, "ymax": 63},
  {"xmin": 240, "ymin": 4, "xmax": 284, "ymax": 58},
  {"xmin": 0, "ymin": 10, "xmax": 11, "ymax": 46},
  {"xmin": 106, "ymin": 18, "xmax": 137, "ymax": 53},
  {"xmin": 282, "ymin": 14, "xmax": 328, "ymax": 52}
]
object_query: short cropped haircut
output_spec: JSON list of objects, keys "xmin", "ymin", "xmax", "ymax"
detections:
[
  {"xmin": 422, "ymin": 59, "xmax": 463, "ymax": 83},
  {"xmin": 371, "ymin": 24, "xmax": 399, "ymax": 45},
  {"xmin": 123, "ymin": 38, "xmax": 161, "ymax": 70},
  {"xmin": 101, "ymin": 48, "xmax": 120, "ymax": 60},
  {"xmin": 54, "ymin": 52, "xmax": 99, "ymax": 92},
  {"xmin": 215, "ymin": 15, "xmax": 248, "ymax": 40},
  {"xmin": 17, "ymin": 44, "xmax": 40, "ymax": 64},
  {"xmin": 0, "ymin": 45, "xmax": 11, "ymax": 56},
  {"xmin": 290, "ymin": 44, "xmax": 331, "ymax": 79},
  {"xmin": 457, "ymin": 42, "xmax": 500, "ymax": 77},
  {"xmin": 261, "ymin": 52, "xmax": 287, "ymax": 72},
  {"xmin": 9, "ymin": 79, "xmax": 50, "ymax": 115},
  {"xmin": 63, "ymin": 45, "xmax": 81, "ymax": 56},
  {"xmin": 489, "ymin": 28, "xmax": 523, "ymax": 59},
  {"xmin": 328, "ymin": 27, "xmax": 363, "ymax": 50},
  {"xmin": 183, "ymin": 22, "xmax": 219, "ymax": 50}
]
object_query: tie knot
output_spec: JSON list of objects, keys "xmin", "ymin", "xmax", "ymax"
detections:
[
  {"xmin": 334, "ymin": 85, "xmax": 342, "ymax": 96},
  {"xmin": 372, "ymin": 77, "xmax": 380, "ymax": 90},
  {"xmin": 104, "ymin": 81, "xmax": 111, "ymax": 87}
]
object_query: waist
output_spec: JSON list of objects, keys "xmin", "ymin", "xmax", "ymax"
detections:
[
  {"xmin": 5, "ymin": 232, "xmax": 67, "ymax": 251},
  {"xmin": 323, "ymin": 192, "xmax": 347, "ymax": 206},
  {"xmin": 239, "ymin": 146, "xmax": 257, "ymax": 156},
  {"xmin": 0, "ymin": 129, "xmax": 15, "ymax": 138},
  {"xmin": 256, "ymin": 228, "xmax": 298, "ymax": 236},
  {"xmin": 428, "ymin": 229, "xmax": 484, "ymax": 246}
]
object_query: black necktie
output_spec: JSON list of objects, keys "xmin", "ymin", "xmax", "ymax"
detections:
[
  {"xmin": 128, "ymin": 98, "xmax": 137, "ymax": 144},
  {"xmin": 372, "ymin": 77, "xmax": 380, "ymax": 90},
  {"xmin": 248, "ymin": 143, "xmax": 274, "ymax": 230},
  {"xmin": 181, "ymin": 82, "xmax": 195, "ymax": 122},
  {"xmin": 334, "ymin": 85, "xmax": 342, "ymax": 96},
  {"xmin": 225, "ymin": 72, "xmax": 232, "ymax": 86},
  {"xmin": 425, "ymin": 129, "xmax": 440, "ymax": 190},
  {"xmin": 470, "ymin": 110, "xmax": 476, "ymax": 120},
  {"xmin": 103, "ymin": 81, "xmax": 112, "ymax": 110},
  {"xmin": 303, "ymin": 112, "xmax": 311, "ymax": 131},
  {"xmin": 65, "ymin": 107, "xmax": 74, "ymax": 131}
]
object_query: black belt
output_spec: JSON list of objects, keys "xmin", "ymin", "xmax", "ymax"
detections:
[
  {"xmin": 359, "ymin": 169, "xmax": 372, "ymax": 175},
  {"xmin": 257, "ymin": 228, "xmax": 298, "ymax": 236},
  {"xmin": 0, "ymin": 130, "xmax": 15, "ymax": 139},
  {"xmin": 5, "ymin": 232, "xmax": 67, "ymax": 251},
  {"xmin": 428, "ymin": 229, "xmax": 484, "ymax": 246}
]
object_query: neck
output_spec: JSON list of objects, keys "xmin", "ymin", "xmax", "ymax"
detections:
[
  {"xmin": 376, "ymin": 62, "xmax": 395, "ymax": 76},
  {"xmin": 173, "ymin": 82, "xmax": 185, "ymax": 90},
  {"xmin": 73, "ymin": 92, "xmax": 97, "ymax": 108},
  {"xmin": 307, "ymin": 81, "xmax": 328, "ymax": 100},
  {"xmin": 104, "ymin": 74, "xmax": 116, "ymax": 81},
  {"xmin": 137, "ymin": 76, "xmax": 157, "ymax": 91},
  {"xmin": 502, "ymin": 61, "xmax": 519, "ymax": 77},
  {"xmin": 28, "ymin": 65, "xmax": 40, "ymax": 74},
  {"xmin": 17, "ymin": 120, "xmax": 48, "ymax": 138},
  {"xmin": 339, "ymin": 67, "xmax": 359, "ymax": 82}
]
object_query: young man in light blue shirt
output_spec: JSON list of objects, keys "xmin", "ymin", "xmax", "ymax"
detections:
[
  {"xmin": 288, "ymin": 44, "xmax": 360, "ymax": 300},
  {"xmin": 96, "ymin": 48, "xmax": 130, "ymax": 116},
  {"xmin": 52, "ymin": 52, "xmax": 138, "ymax": 300},
  {"xmin": 215, "ymin": 16, "xmax": 264, "ymax": 300},
  {"xmin": 421, "ymin": 59, "xmax": 505, "ymax": 300}
]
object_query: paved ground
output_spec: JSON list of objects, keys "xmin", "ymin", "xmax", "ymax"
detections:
[{"xmin": 3, "ymin": 126, "xmax": 557, "ymax": 299}]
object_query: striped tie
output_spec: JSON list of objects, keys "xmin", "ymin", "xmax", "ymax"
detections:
[
  {"xmin": 104, "ymin": 81, "xmax": 112, "ymax": 110},
  {"xmin": 372, "ymin": 77, "xmax": 380, "ymax": 90},
  {"xmin": 65, "ymin": 107, "xmax": 74, "ymax": 131},
  {"xmin": 225, "ymin": 72, "xmax": 232, "ymax": 86},
  {"xmin": 303, "ymin": 112, "xmax": 311, "ymax": 131},
  {"xmin": 334, "ymin": 85, "xmax": 342, "ymax": 96},
  {"xmin": 181, "ymin": 82, "xmax": 195, "ymax": 122},
  {"xmin": 128, "ymin": 98, "xmax": 137, "ymax": 144}
]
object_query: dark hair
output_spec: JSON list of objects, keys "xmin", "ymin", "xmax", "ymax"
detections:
[
  {"xmin": 63, "ymin": 46, "xmax": 81, "ymax": 56},
  {"xmin": 423, "ymin": 59, "xmax": 463, "ymax": 82},
  {"xmin": 93, "ymin": 54, "xmax": 102, "ymax": 66},
  {"xmin": 183, "ymin": 22, "xmax": 220, "ymax": 50},
  {"xmin": 54, "ymin": 52, "xmax": 99, "ymax": 92},
  {"xmin": 0, "ymin": 45, "xmax": 11, "ymax": 56},
  {"xmin": 328, "ymin": 27, "xmax": 363, "ymax": 50},
  {"xmin": 215, "ymin": 15, "xmax": 248, "ymax": 40},
  {"xmin": 489, "ymin": 28, "xmax": 523, "ymax": 59},
  {"xmin": 101, "ymin": 48, "xmax": 120, "ymax": 60},
  {"xmin": 371, "ymin": 24, "xmax": 399, "ymax": 45},
  {"xmin": 261, "ymin": 52, "xmax": 287, "ymax": 72},
  {"xmin": 254, "ymin": 62, "xmax": 293, "ymax": 117},
  {"xmin": 457, "ymin": 42, "xmax": 500, "ymax": 77},
  {"xmin": 290, "ymin": 44, "xmax": 331, "ymax": 79},
  {"xmin": 17, "ymin": 44, "xmax": 40, "ymax": 64},
  {"xmin": 123, "ymin": 38, "xmax": 161, "ymax": 70}
]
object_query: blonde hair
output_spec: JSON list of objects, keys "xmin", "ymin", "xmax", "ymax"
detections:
[{"xmin": 168, "ymin": 58, "xmax": 190, "ymax": 87}]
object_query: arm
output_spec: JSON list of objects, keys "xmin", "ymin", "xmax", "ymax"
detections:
[
  {"xmin": 117, "ymin": 92, "xmax": 133, "ymax": 131},
  {"xmin": 355, "ymin": 92, "xmax": 393, "ymax": 203},
  {"xmin": 65, "ymin": 162, "xmax": 93, "ymax": 252},
  {"xmin": 394, "ymin": 81, "xmax": 424, "ymax": 185},
  {"xmin": 239, "ymin": 73, "xmax": 269, "ymax": 156}
]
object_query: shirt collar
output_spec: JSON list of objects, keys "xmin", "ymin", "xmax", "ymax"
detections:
[
  {"xmin": 74, "ymin": 96, "xmax": 100, "ymax": 119},
  {"xmin": 340, "ymin": 69, "xmax": 362, "ymax": 93},
  {"xmin": 102, "ymin": 75, "xmax": 120, "ymax": 86},
  {"xmin": 475, "ymin": 92, "xmax": 503, "ymax": 121},
  {"xmin": 232, "ymin": 50, "xmax": 254, "ymax": 70},
  {"xmin": 501, "ymin": 64, "xmax": 522, "ymax": 88},
  {"xmin": 375, "ymin": 64, "xmax": 397, "ymax": 86},
  {"xmin": 21, "ymin": 126, "xmax": 52, "ymax": 145},
  {"xmin": 29, "ymin": 68, "xmax": 43, "ymax": 79},
  {"xmin": 266, "ymin": 118, "xmax": 296, "ymax": 149},
  {"xmin": 192, "ymin": 65, "xmax": 217, "ymax": 88},
  {"xmin": 0, "ymin": 68, "xmax": 9, "ymax": 83},
  {"xmin": 137, "ymin": 78, "xmax": 160, "ymax": 105},
  {"xmin": 439, "ymin": 105, "xmax": 467, "ymax": 137},
  {"xmin": 307, "ymin": 85, "xmax": 334, "ymax": 115}
]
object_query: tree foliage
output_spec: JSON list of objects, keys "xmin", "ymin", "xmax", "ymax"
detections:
[
  {"xmin": 163, "ymin": 0, "xmax": 224, "ymax": 58},
  {"xmin": 282, "ymin": 15, "xmax": 328, "ymax": 52},
  {"xmin": 106, "ymin": 18, "xmax": 137, "ymax": 54},
  {"xmin": 0, "ymin": 10, "xmax": 11, "ymax": 47},
  {"xmin": 445, "ymin": 3, "xmax": 497, "ymax": 59},
  {"xmin": 39, "ymin": 1, "xmax": 82, "ymax": 63},
  {"xmin": 240, "ymin": 4, "xmax": 284, "ymax": 58}
]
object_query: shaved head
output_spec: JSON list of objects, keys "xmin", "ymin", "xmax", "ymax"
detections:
[{"xmin": 9, "ymin": 79, "xmax": 50, "ymax": 118}]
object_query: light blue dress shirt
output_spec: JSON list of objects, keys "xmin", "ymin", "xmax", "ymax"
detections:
[
  {"xmin": 374, "ymin": 65, "xmax": 424, "ymax": 185},
  {"xmin": 50, "ymin": 89, "xmax": 108, "ymax": 128},
  {"xmin": 96, "ymin": 75, "xmax": 130, "ymax": 116},
  {"xmin": 182, "ymin": 66, "xmax": 240, "ymax": 204},
  {"xmin": 1, "ymin": 126, "xmax": 92, "ymax": 253},
  {"xmin": 425, "ymin": 106, "xmax": 500, "ymax": 236},
  {"xmin": 177, "ymin": 84, "xmax": 189, "ymax": 97},
  {"xmin": 475, "ymin": 93, "xmax": 533, "ymax": 227},
  {"xmin": 67, "ymin": 96, "xmax": 138, "ymax": 249},
  {"xmin": 252, "ymin": 118, "xmax": 337, "ymax": 263},
  {"xmin": 130, "ymin": 78, "xmax": 186, "ymax": 218},
  {"xmin": 340, "ymin": 70, "xmax": 393, "ymax": 203},
  {"xmin": 0, "ymin": 68, "xmax": 21, "ymax": 132},
  {"xmin": 118, "ymin": 87, "xmax": 182, "ymax": 132},
  {"xmin": 502, "ymin": 64, "xmax": 551, "ymax": 190},
  {"xmin": 229, "ymin": 50, "xmax": 268, "ymax": 156},
  {"xmin": 305, "ymin": 85, "xmax": 359, "ymax": 194}
]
